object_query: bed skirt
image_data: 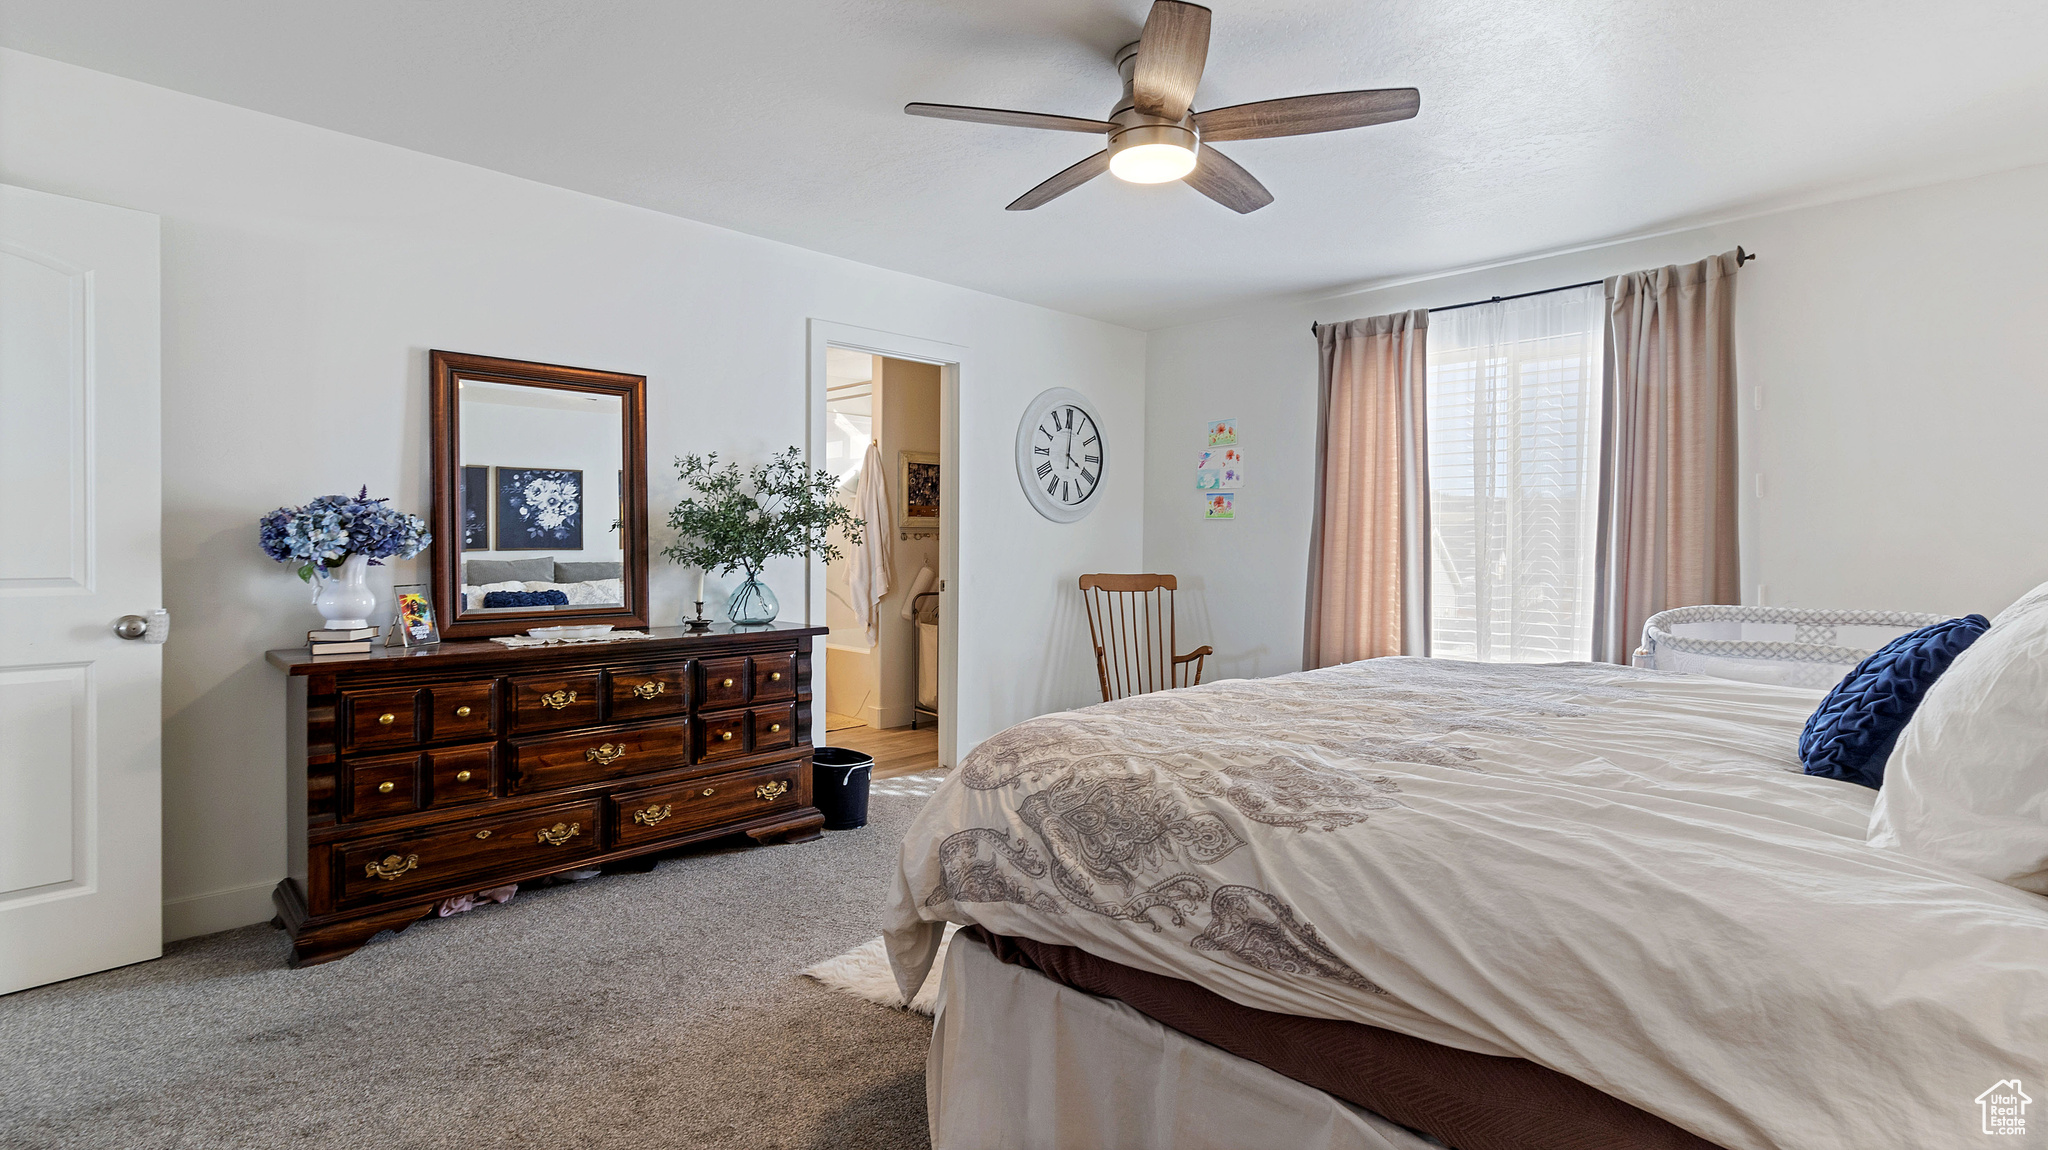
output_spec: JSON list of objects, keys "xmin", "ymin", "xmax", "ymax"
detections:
[{"xmin": 929, "ymin": 931, "xmax": 1439, "ymax": 1150}]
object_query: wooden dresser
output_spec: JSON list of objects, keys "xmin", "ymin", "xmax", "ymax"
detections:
[{"xmin": 267, "ymin": 624, "xmax": 826, "ymax": 966}]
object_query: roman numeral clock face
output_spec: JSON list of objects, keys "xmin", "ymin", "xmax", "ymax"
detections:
[{"xmin": 1014, "ymin": 388, "xmax": 1104, "ymax": 523}]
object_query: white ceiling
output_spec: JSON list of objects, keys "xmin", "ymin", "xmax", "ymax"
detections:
[{"xmin": 5, "ymin": 1, "xmax": 2046, "ymax": 329}]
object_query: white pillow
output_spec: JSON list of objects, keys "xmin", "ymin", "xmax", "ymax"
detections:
[
  {"xmin": 1868, "ymin": 579, "xmax": 2048, "ymax": 893},
  {"xmin": 466, "ymin": 580, "xmax": 528, "ymax": 611},
  {"xmin": 521, "ymin": 578, "xmax": 625, "ymax": 606}
]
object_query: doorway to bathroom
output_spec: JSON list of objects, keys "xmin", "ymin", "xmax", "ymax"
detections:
[{"xmin": 811, "ymin": 337, "xmax": 952, "ymax": 775}]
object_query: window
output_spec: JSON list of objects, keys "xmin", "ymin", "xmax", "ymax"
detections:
[
  {"xmin": 823, "ymin": 348, "xmax": 874, "ymax": 491},
  {"xmin": 1426, "ymin": 285, "xmax": 1604, "ymax": 662}
]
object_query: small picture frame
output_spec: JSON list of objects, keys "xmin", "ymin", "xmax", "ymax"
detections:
[
  {"xmin": 900, "ymin": 450, "xmax": 940, "ymax": 529},
  {"xmin": 388, "ymin": 584, "xmax": 442, "ymax": 647}
]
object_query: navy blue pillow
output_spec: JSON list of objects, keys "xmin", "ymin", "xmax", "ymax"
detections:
[
  {"xmin": 1799, "ymin": 615, "xmax": 1990, "ymax": 788},
  {"xmin": 482, "ymin": 589, "xmax": 570, "ymax": 608}
]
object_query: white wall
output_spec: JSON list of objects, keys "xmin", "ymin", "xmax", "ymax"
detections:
[
  {"xmin": 0, "ymin": 49, "xmax": 1145, "ymax": 939},
  {"xmin": 1146, "ymin": 162, "xmax": 2048, "ymax": 681}
]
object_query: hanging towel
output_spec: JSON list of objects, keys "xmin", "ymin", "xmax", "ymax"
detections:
[
  {"xmin": 900, "ymin": 565, "xmax": 936, "ymax": 622},
  {"xmin": 849, "ymin": 441, "xmax": 893, "ymax": 639}
]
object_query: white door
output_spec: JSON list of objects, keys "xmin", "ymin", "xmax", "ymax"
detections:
[{"xmin": 0, "ymin": 184, "xmax": 162, "ymax": 994}]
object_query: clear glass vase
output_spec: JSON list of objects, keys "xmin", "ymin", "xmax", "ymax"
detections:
[{"xmin": 727, "ymin": 575, "xmax": 779, "ymax": 625}]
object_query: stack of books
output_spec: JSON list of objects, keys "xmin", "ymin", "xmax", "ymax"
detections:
[{"xmin": 308, "ymin": 626, "xmax": 378, "ymax": 655}]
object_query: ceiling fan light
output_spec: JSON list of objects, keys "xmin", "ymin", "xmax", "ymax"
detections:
[{"xmin": 1110, "ymin": 142, "xmax": 1198, "ymax": 184}]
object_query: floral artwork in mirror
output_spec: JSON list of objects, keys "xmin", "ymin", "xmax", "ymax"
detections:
[
  {"xmin": 494, "ymin": 467, "xmax": 584, "ymax": 551},
  {"xmin": 460, "ymin": 465, "xmax": 490, "ymax": 550},
  {"xmin": 430, "ymin": 351, "xmax": 648, "ymax": 639}
]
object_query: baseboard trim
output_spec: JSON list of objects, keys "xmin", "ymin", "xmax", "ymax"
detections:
[
  {"xmin": 163, "ymin": 879, "xmax": 278, "ymax": 942},
  {"xmin": 869, "ymin": 703, "xmax": 915, "ymax": 729}
]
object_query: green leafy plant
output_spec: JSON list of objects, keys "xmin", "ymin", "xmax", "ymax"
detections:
[{"xmin": 662, "ymin": 447, "xmax": 862, "ymax": 579}]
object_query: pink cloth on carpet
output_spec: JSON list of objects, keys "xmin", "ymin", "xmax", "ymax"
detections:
[{"xmin": 436, "ymin": 884, "xmax": 517, "ymax": 917}]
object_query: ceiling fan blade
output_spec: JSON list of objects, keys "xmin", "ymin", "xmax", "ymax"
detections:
[
  {"xmin": 1182, "ymin": 145, "xmax": 1272, "ymax": 214},
  {"xmin": 1194, "ymin": 88, "xmax": 1421, "ymax": 142},
  {"xmin": 905, "ymin": 103, "xmax": 1116, "ymax": 134},
  {"xmin": 1007, "ymin": 151, "xmax": 1112, "ymax": 211},
  {"xmin": 1132, "ymin": 1, "xmax": 1211, "ymax": 121}
]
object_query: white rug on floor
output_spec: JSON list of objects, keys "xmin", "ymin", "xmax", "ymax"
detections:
[
  {"xmin": 868, "ymin": 769, "xmax": 947, "ymax": 801},
  {"xmin": 804, "ymin": 923, "xmax": 957, "ymax": 1016}
]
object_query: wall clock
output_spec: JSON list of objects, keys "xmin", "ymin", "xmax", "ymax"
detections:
[{"xmin": 1015, "ymin": 387, "xmax": 1105, "ymax": 523}]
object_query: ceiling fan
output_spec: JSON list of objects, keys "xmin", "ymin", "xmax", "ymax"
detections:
[{"xmin": 905, "ymin": 0, "xmax": 1419, "ymax": 214}]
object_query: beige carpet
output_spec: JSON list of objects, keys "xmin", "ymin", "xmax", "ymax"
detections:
[
  {"xmin": 825, "ymin": 712, "xmax": 865, "ymax": 732},
  {"xmin": 0, "ymin": 771, "xmax": 950, "ymax": 1150}
]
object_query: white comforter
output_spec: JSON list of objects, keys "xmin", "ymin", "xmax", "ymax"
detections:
[{"xmin": 885, "ymin": 659, "xmax": 2048, "ymax": 1150}]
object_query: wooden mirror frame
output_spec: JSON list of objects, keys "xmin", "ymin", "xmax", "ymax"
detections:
[{"xmin": 429, "ymin": 350, "xmax": 649, "ymax": 639}]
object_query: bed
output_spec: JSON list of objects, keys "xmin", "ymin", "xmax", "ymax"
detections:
[
  {"xmin": 885, "ymin": 657, "xmax": 2048, "ymax": 1150},
  {"xmin": 460, "ymin": 558, "xmax": 624, "ymax": 612}
]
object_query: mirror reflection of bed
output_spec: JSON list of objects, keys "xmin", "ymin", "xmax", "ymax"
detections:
[{"xmin": 456, "ymin": 378, "xmax": 627, "ymax": 614}]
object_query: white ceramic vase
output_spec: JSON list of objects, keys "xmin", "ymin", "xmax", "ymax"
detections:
[{"xmin": 312, "ymin": 554, "xmax": 377, "ymax": 629}]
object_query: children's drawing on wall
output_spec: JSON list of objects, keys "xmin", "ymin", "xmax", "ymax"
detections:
[{"xmin": 1217, "ymin": 446, "xmax": 1243, "ymax": 489}]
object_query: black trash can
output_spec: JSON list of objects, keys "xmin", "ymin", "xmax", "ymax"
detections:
[{"xmin": 812, "ymin": 745, "xmax": 875, "ymax": 830}]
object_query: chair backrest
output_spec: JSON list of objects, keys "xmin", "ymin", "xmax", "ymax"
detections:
[{"xmin": 1078, "ymin": 573, "xmax": 1203, "ymax": 702}]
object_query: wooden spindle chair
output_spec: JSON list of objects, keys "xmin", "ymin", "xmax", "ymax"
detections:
[{"xmin": 1078, "ymin": 574, "xmax": 1214, "ymax": 703}]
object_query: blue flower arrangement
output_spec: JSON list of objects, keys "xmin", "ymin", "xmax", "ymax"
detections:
[{"xmin": 259, "ymin": 487, "xmax": 431, "ymax": 581}]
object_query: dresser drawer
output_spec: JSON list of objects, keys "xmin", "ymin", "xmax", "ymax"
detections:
[
  {"xmin": 343, "ymin": 688, "xmax": 422, "ymax": 750},
  {"xmin": 508, "ymin": 671, "xmax": 603, "ymax": 733},
  {"xmin": 605, "ymin": 662, "xmax": 689, "ymax": 723},
  {"xmin": 506, "ymin": 721, "xmax": 692, "ymax": 795},
  {"xmin": 699, "ymin": 656, "xmax": 751, "ymax": 709},
  {"xmin": 609, "ymin": 759, "xmax": 807, "ymax": 849},
  {"xmin": 751, "ymin": 704, "xmax": 796, "ymax": 753},
  {"xmin": 427, "ymin": 743, "xmax": 495, "ymax": 808},
  {"xmin": 343, "ymin": 752, "xmax": 420, "ymax": 820},
  {"xmin": 336, "ymin": 799, "xmax": 602, "ymax": 906},
  {"xmin": 427, "ymin": 680, "xmax": 498, "ymax": 742},
  {"xmin": 751, "ymin": 652, "xmax": 797, "ymax": 701},
  {"xmin": 696, "ymin": 711, "xmax": 750, "ymax": 763}
]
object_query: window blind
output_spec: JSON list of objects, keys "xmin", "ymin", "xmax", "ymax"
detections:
[{"xmin": 1425, "ymin": 284, "xmax": 1604, "ymax": 662}]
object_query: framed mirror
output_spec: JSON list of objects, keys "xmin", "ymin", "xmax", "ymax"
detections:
[{"xmin": 429, "ymin": 350, "xmax": 648, "ymax": 639}]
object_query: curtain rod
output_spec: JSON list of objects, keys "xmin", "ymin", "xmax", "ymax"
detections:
[{"xmin": 1312, "ymin": 246, "xmax": 1757, "ymax": 334}]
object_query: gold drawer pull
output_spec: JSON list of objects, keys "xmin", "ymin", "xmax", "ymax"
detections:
[
  {"xmin": 769, "ymin": 723, "xmax": 782, "ymax": 733},
  {"xmin": 475, "ymin": 829, "xmax": 491, "ymax": 840},
  {"xmin": 585, "ymin": 742, "xmax": 627, "ymax": 765},
  {"xmin": 633, "ymin": 804, "xmax": 673, "ymax": 827},
  {"xmin": 377, "ymin": 781, "xmax": 396, "ymax": 794},
  {"xmin": 455, "ymin": 769, "xmax": 473, "ymax": 783},
  {"xmin": 538, "ymin": 689, "xmax": 577, "ymax": 710},
  {"xmin": 756, "ymin": 780, "xmax": 790, "ymax": 801},
  {"xmin": 721, "ymin": 677, "xmax": 734, "ymax": 688},
  {"xmin": 701, "ymin": 788, "xmax": 715, "ymax": 797},
  {"xmin": 365, "ymin": 853, "xmax": 418, "ymax": 881},
  {"xmin": 455, "ymin": 705, "xmax": 472, "ymax": 718},
  {"xmin": 719, "ymin": 731, "xmax": 734, "ymax": 742},
  {"xmin": 377, "ymin": 713, "xmax": 396, "ymax": 726},
  {"xmin": 536, "ymin": 822, "xmax": 581, "ymax": 846},
  {"xmin": 770, "ymin": 671, "xmax": 782, "ymax": 682},
  {"xmin": 632, "ymin": 681, "xmax": 665, "ymax": 700}
]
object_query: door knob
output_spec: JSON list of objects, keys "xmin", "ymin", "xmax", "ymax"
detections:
[{"xmin": 113, "ymin": 609, "xmax": 170, "ymax": 644}]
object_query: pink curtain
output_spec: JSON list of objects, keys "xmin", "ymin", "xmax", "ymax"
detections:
[
  {"xmin": 1592, "ymin": 253, "xmax": 1743, "ymax": 663},
  {"xmin": 1303, "ymin": 311, "xmax": 1430, "ymax": 668}
]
